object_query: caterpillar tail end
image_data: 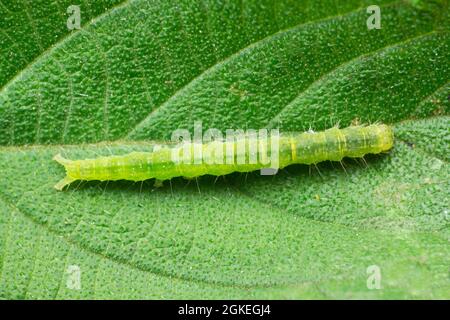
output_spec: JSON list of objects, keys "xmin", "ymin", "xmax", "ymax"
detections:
[
  {"xmin": 53, "ymin": 153, "xmax": 71, "ymax": 165},
  {"xmin": 54, "ymin": 177, "xmax": 75, "ymax": 191},
  {"xmin": 53, "ymin": 153, "xmax": 75, "ymax": 191}
]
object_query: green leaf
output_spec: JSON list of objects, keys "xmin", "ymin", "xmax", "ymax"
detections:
[
  {"xmin": 0, "ymin": 0, "xmax": 449, "ymax": 299},
  {"xmin": 0, "ymin": 0, "xmax": 125, "ymax": 88}
]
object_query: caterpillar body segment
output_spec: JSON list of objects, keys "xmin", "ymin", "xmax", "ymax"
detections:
[{"xmin": 54, "ymin": 124, "xmax": 394, "ymax": 190}]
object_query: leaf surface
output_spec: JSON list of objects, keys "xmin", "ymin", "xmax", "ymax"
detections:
[{"xmin": 0, "ymin": 0, "xmax": 449, "ymax": 299}]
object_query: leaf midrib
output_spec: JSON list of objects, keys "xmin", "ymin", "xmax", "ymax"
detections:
[
  {"xmin": 0, "ymin": 186, "xmax": 369, "ymax": 290},
  {"xmin": 0, "ymin": 121, "xmax": 447, "ymax": 291}
]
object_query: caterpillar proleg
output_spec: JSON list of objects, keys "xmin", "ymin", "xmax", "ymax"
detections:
[{"xmin": 53, "ymin": 124, "xmax": 394, "ymax": 190}]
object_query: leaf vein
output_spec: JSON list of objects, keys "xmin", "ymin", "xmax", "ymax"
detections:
[
  {"xmin": 266, "ymin": 30, "xmax": 441, "ymax": 128},
  {"xmin": 124, "ymin": 0, "xmax": 401, "ymax": 138}
]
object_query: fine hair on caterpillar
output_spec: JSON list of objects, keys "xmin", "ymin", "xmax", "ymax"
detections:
[{"xmin": 53, "ymin": 123, "xmax": 394, "ymax": 191}]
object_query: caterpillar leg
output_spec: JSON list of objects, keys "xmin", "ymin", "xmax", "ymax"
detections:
[{"xmin": 154, "ymin": 179, "xmax": 164, "ymax": 188}]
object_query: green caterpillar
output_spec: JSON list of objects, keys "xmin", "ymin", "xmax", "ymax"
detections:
[{"xmin": 54, "ymin": 124, "xmax": 394, "ymax": 190}]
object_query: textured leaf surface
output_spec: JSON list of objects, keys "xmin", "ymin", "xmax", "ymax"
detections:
[
  {"xmin": 0, "ymin": 0, "xmax": 449, "ymax": 299},
  {"xmin": 0, "ymin": 0, "xmax": 124, "ymax": 88}
]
